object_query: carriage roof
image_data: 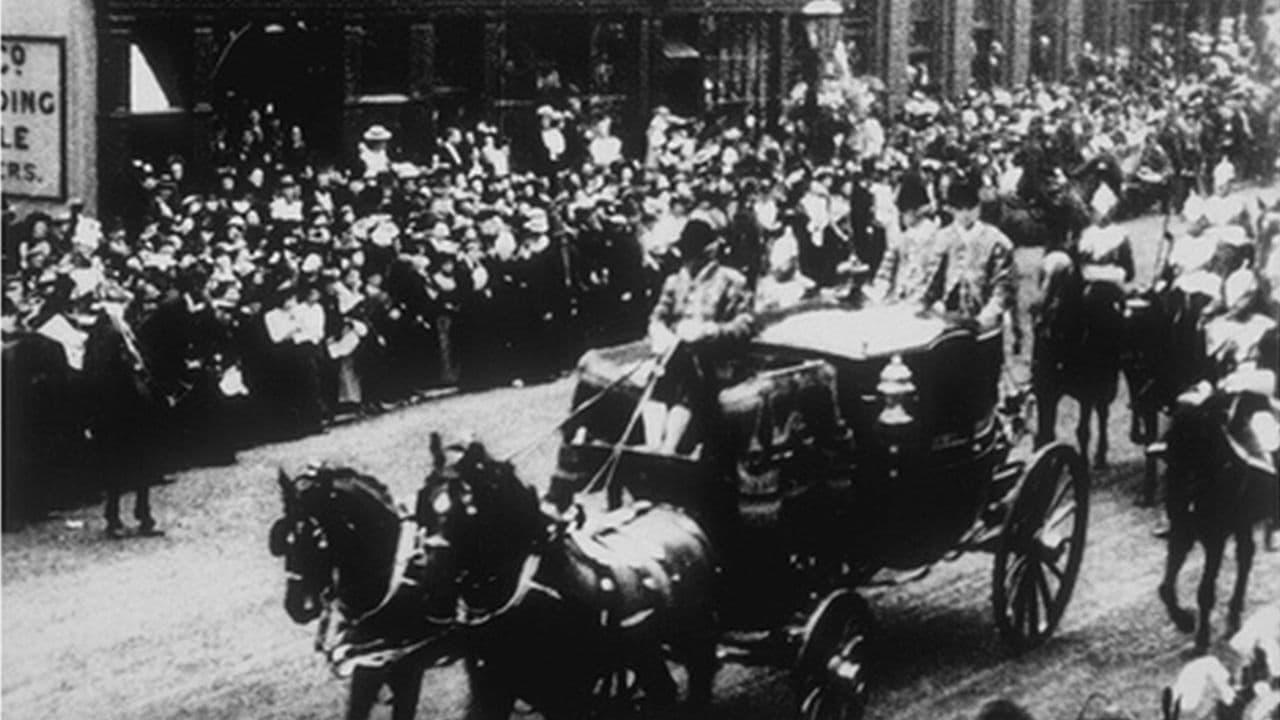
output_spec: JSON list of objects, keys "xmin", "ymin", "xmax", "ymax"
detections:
[
  {"xmin": 575, "ymin": 303, "xmax": 983, "ymax": 393},
  {"xmin": 752, "ymin": 305, "xmax": 958, "ymax": 362}
]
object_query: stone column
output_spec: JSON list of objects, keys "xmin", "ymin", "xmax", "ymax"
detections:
[
  {"xmin": 1060, "ymin": 0, "xmax": 1084, "ymax": 78},
  {"xmin": 1006, "ymin": 0, "xmax": 1032, "ymax": 86},
  {"xmin": 945, "ymin": 0, "xmax": 976, "ymax": 95},
  {"xmin": 407, "ymin": 22, "xmax": 437, "ymax": 158},
  {"xmin": 190, "ymin": 21, "xmax": 217, "ymax": 180},
  {"xmin": 98, "ymin": 24, "xmax": 132, "ymax": 223},
  {"xmin": 483, "ymin": 19, "xmax": 505, "ymax": 106},
  {"xmin": 342, "ymin": 24, "xmax": 363, "ymax": 102},
  {"xmin": 408, "ymin": 22, "xmax": 436, "ymax": 100},
  {"xmin": 882, "ymin": 0, "xmax": 912, "ymax": 113},
  {"xmin": 341, "ymin": 23, "xmax": 364, "ymax": 165},
  {"xmin": 638, "ymin": 14, "xmax": 653, "ymax": 114},
  {"xmin": 778, "ymin": 13, "xmax": 794, "ymax": 102}
]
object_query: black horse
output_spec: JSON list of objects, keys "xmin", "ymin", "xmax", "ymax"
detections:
[
  {"xmin": 270, "ymin": 466, "xmax": 452, "ymax": 720},
  {"xmin": 1156, "ymin": 389, "xmax": 1278, "ymax": 655},
  {"xmin": 1, "ymin": 329, "xmax": 86, "ymax": 527},
  {"xmin": 419, "ymin": 433, "xmax": 719, "ymax": 719},
  {"xmin": 1120, "ymin": 284, "xmax": 1211, "ymax": 505},
  {"xmin": 81, "ymin": 308, "xmax": 172, "ymax": 536},
  {"xmin": 1031, "ymin": 252, "xmax": 1129, "ymax": 468}
]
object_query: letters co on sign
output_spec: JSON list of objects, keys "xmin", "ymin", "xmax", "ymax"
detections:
[{"xmin": 2, "ymin": 36, "xmax": 66, "ymax": 200}]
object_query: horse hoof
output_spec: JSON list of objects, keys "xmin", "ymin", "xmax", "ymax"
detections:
[
  {"xmin": 1093, "ymin": 456, "xmax": 1109, "ymax": 470},
  {"xmin": 1226, "ymin": 613, "xmax": 1243, "ymax": 638},
  {"xmin": 1159, "ymin": 587, "xmax": 1196, "ymax": 633},
  {"xmin": 1172, "ymin": 610, "xmax": 1196, "ymax": 634}
]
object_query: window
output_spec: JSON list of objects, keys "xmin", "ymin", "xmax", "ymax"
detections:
[
  {"xmin": 128, "ymin": 23, "xmax": 191, "ymax": 113},
  {"xmin": 130, "ymin": 44, "xmax": 178, "ymax": 113},
  {"xmin": 360, "ymin": 23, "xmax": 409, "ymax": 97}
]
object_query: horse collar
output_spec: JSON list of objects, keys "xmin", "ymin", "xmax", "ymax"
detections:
[{"xmin": 456, "ymin": 553, "xmax": 560, "ymax": 627}]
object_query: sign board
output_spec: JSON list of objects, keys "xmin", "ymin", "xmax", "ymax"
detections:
[{"xmin": 1, "ymin": 36, "xmax": 66, "ymax": 200}]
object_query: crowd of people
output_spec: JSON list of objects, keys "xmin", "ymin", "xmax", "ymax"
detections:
[{"xmin": 2, "ymin": 21, "xmax": 1277, "ymax": 525}]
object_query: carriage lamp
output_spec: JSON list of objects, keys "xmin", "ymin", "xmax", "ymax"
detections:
[
  {"xmin": 1250, "ymin": 410, "xmax": 1280, "ymax": 454},
  {"xmin": 876, "ymin": 355, "xmax": 917, "ymax": 428}
]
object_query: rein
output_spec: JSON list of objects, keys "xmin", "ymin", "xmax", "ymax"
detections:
[{"xmin": 502, "ymin": 348, "xmax": 656, "ymax": 463}]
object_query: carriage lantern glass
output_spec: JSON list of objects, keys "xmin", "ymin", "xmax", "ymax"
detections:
[
  {"xmin": 802, "ymin": 0, "xmax": 844, "ymax": 53},
  {"xmin": 876, "ymin": 354, "xmax": 917, "ymax": 427}
]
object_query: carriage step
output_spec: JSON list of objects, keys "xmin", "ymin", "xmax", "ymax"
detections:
[
  {"xmin": 718, "ymin": 629, "xmax": 798, "ymax": 666},
  {"xmin": 1145, "ymin": 441, "xmax": 1168, "ymax": 459}
]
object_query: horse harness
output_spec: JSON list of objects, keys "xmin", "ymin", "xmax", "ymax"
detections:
[{"xmin": 313, "ymin": 512, "xmax": 453, "ymax": 677}]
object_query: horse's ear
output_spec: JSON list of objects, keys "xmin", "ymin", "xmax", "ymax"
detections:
[
  {"xmin": 277, "ymin": 469, "xmax": 293, "ymax": 506},
  {"xmin": 1160, "ymin": 686, "xmax": 1176, "ymax": 720},
  {"xmin": 464, "ymin": 440, "xmax": 488, "ymax": 465},
  {"xmin": 430, "ymin": 432, "xmax": 445, "ymax": 470}
]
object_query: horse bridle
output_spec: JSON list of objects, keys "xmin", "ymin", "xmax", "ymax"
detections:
[
  {"xmin": 270, "ymin": 513, "xmax": 332, "ymax": 588},
  {"xmin": 422, "ymin": 450, "xmax": 561, "ymax": 627}
]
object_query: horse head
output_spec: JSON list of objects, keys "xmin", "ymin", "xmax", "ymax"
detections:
[
  {"xmin": 420, "ymin": 432, "xmax": 543, "ymax": 611},
  {"xmin": 269, "ymin": 465, "xmax": 401, "ymax": 625}
]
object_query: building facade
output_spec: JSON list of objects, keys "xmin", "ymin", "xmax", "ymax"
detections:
[
  {"xmin": 10, "ymin": 0, "xmax": 1269, "ymax": 217},
  {"xmin": 2, "ymin": 0, "xmax": 97, "ymax": 217}
]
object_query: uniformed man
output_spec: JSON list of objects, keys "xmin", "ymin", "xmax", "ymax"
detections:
[
  {"xmin": 643, "ymin": 219, "xmax": 754, "ymax": 454},
  {"xmin": 1180, "ymin": 269, "xmax": 1278, "ymax": 406},
  {"xmin": 868, "ymin": 172, "xmax": 940, "ymax": 304},
  {"xmin": 921, "ymin": 177, "xmax": 1017, "ymax": 331}
]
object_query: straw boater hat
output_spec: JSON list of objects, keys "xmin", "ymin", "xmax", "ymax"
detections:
[
  {"xmin": 363, "ymin": 125, "xmax": 393, "ymax": 143},
  {"xmin": 523, "ymin": 208, "xmax": 550, "ymax": 234}
]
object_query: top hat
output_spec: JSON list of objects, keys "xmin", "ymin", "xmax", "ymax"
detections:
[{"xmin": 363, "ymin": 125, "xmax": 393, "ymax": 143}]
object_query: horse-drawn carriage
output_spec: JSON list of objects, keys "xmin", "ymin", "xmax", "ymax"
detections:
[
  {"xmin": 269, "ymin": 301, "xmax": 1091, "ymax": 720},
  {"xmin": 552, "ymin": 302, "xmax": 1091, "ymax": 717}
]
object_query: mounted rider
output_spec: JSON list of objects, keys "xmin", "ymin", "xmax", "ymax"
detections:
[
  {"xmin": 1166, "ymin": 163, "xmax": 1255, "ymax": 302},
  {"xmin": 1169, "ymin": 268, "xmax": 1279, "ymax": 538},
  {"xmin": 1178, "ymin": 269, "xmax": 1278, "ymax": 409}
]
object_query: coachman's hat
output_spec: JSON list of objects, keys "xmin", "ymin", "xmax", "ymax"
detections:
[
  {"xmin": 945, "ymin": 175, "xmax": 982, "ymax": 209},
  {"xmin": 676, "ymin": 219, "xmax": 718, "ymax": 257},
  {"xmin": 896, "ymin": 173, "xmax": 931, "ymax": 213}
]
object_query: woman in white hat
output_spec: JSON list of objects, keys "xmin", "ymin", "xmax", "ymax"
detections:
[{"xmin": 358, "ymin": 125, "xmax": 394, "ymax": 178}]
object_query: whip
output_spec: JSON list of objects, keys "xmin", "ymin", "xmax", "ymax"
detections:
[{"xmin": 500, "ymin": 343, "xmax": 657, "ymax": 464}]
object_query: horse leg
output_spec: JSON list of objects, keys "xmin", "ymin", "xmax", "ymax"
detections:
[
  {"xmin": 388, "ymin": 658, "xmax": 426, "ymax": 720},
  {"xmin": 1139, "ymin": 413, "xmax": 1160, "ymax": 507},
  {"xmin": 1158, "ymin": 512, "xmax": 1197, "ymax": 634},
  {"xmin": 1094, "ymin": 400, "xmax": 1111, "ymax": 469},
  {"xmin": 1075, "ymin": 398, "xmax": 1092, "ymax": 464},
  {"xmin": 134, "ymin": 484, "xmax": 156, "ymax": 532},
  {"xmin": 346, "ymin": 668, "xmax": 384, "ymax": 720},
  {"xmin": 1226, "ymin": 524, "xmax": 1256, "ymax": 637},
  {"xmin": 632, "ymin": 639, "xmax": 678, "ymax": 707},
  {"xmin": 1194, "ymin": 533, "xmax": 1226, "ymax": 654},
  {"xmin": 103, "ymin": 485, "xmax": 123, "ymax": 533},
  {"xmin": 1034, "ymin": 389, "xmax": 1058, "ymax": 449},
  {"xmin": 678, "ymin": 619, "xmax": 720, "ymax": 709}
]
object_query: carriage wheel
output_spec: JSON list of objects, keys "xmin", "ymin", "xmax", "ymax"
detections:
[
  {"xmin": 992, "ymin": 442, "xmax": 1090, "ymax": 652},
  {"xmin": 794, "ymin": 590, "xmax": 872, "ymax": 720}
]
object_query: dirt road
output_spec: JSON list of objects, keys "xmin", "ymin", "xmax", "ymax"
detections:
[{"xmin": 4, "ymin": 199, "xmax": 1278, "ymax": 720}]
